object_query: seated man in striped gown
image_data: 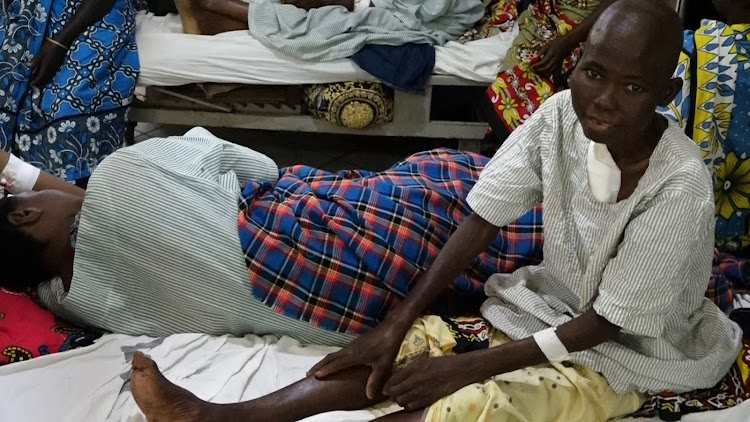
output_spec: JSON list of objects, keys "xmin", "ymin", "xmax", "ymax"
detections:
[{"xmin": 121, "ymin": 1, "xmax": 741, "ymax": 422}]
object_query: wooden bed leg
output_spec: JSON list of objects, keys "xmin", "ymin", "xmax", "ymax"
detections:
[
  {"xmin": 458, "ymin": 139, "xmax": 481, "ymax": 153},
  {"xmin": 124, "ymin": 121, "xmax": 137, "ymax": 146}
]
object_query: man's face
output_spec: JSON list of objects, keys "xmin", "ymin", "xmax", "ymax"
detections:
[{"xmin": 568, "ymin": 21, "xmax": 672, "ymax": 145}]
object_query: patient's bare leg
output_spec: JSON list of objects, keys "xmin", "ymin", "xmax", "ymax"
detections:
[
  {"xmin": 131, "ymin": 351, "xmax": 389, "ymax": 422},
  {"xmin": 178, "ymin": 0, "xmax": 250, "ymax": 35}
]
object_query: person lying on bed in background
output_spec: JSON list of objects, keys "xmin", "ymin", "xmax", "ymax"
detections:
[
  {"xmin": 125, "ymin": 2, "xmax": 743, "ymax": 422},
  {"xmin": 0, "ymin": 129, "xmax": 543, "ymax": 345},
  {"xmin": 0, "ymin": 0, "xmax": 139, "ymax": 186},
  {"xmin": 658, "ymin": 0, "xmax": 750, "ymax": 256},
  {"xmin": 172, "ymin": 0, "xmax": 484, "ymax": 61}
]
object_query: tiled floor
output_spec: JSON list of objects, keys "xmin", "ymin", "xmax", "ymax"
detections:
[{"xmin": 134, "ymin": 123, "xmax": 460, "ymax": 172}]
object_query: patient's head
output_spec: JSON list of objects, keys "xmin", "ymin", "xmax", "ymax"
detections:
[
  {"xmin": 568, "ymin": 0, "xmax": 683, "ymax": 145},
  {"xmin": 0, "ymin": 191, "xmax": 80, "ymax": 291}
]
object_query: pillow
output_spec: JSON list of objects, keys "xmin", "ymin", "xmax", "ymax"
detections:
[
  {"xmin": 304, "ymin": 81, "xmax": 393, "ymax": 129},
  {"xmin": 0, "ymin": 288, "xmax": 98, "ymax": 365}
]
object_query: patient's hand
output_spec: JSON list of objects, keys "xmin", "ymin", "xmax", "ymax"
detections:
[
  {"xmin": 308, "ymin": 320, "xmax": 406, "ymax": 400},
  {"xmin": 281, "ymin": 0, "xmax": 355, "ymax": 12}
]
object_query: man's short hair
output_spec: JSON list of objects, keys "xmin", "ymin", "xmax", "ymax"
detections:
[{"xmin": 0, "ymin": 195, "xmax": 51, "ymax": 291}]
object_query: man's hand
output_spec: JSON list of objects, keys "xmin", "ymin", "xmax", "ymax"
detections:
[
  {"xmin": 307, "ymin": 320, "xmax": 408, "ymax": 399},
  {"xmin": 383, "ymin": 355, "xmax": 473, "ymax": 411},
  {"xmin": 28, "ymin": 39, "xmax": 68, "ymax": 88},
  {"xmin": 532, "ymin": 36, "xmax": 577, "ymax": 77}
]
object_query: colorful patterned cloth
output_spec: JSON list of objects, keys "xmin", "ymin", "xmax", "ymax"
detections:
[
  {"xmin": 460, "ymin": 0, "xmax": 519, "ymax": 42},
  {"xmin": 0, "ymin": 288, "xmax": 98, "ymax": 365},
  {"xmin": 482, "ymin": 0, "xmax": 597, "ymax": 133},
  {"xmin": 660, "ymin": 20, "xmax": 750, "ymax": 250},
  {"xmin": 0, "ymin": 0, "xmax": 139, "ymax": 182},
  {"xmin": 632, "ymin": 339, "xmax": 750, "ymax": 420},
  {"xmin": 238, "ymin": 149, "xmax": 544, "ymax": 336}
]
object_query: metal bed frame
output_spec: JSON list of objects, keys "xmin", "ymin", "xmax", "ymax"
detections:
[{"xmin": 127, "ymin": 75, "xmax": 489, "ymax": 152}]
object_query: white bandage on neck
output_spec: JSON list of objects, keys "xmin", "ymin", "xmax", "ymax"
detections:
[
  {"xmin": 533, "ymin": 327, "xmax": 571, "ymax": 363},
  {"xmin": 2, "ymin": 153, "xmax": 40, "ymax": 194},
  {"xmin": 354, "ymin": 0, "xmax": 371, "ymax": 10}
]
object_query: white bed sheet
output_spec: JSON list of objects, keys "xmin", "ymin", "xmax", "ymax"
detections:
[
  {"xmin": 2, "ymin": 333, "xmax": 748, "ymax": 422},
  {"xmin": 135, "ymin": 12, "xmax": 518, "ymax": 87}
]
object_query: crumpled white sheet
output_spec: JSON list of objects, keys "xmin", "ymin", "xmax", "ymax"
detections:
[
  {"xmin": 135, "ymin": 12, "xmax": 518, "ymax": 87},
  {"xmin": 1, "ymin": 333, "xmax": 747, "ymax": 422}
]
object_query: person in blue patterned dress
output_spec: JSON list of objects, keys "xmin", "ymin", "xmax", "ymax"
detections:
[{"xmin": 0, "ymin": 0, "xmax": 139, "ymax": 184}]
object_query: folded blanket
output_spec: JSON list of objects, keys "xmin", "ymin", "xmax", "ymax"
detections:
[
  {"xmin": 247, "ymin": 0, "xmax": 484, "ymax": 61},
  {"xmin": 351, "ymin": 43, "xmax": 435, "ymax": 93}
]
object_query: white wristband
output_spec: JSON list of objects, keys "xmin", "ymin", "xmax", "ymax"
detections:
[
  {"xmin": 2, "ymin": 154, "xmax": 40, "ymax": 194},
  {"xmin": 533, "ymin": 327, "xmax": 571, "ymax": 363}
]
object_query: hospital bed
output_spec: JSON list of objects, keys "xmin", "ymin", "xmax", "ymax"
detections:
[
  {"xmin": 129, "ymin": 12, "xmax": 521, "ymax": 152},
  {"xmin": 2, "ymin": 332, "xmax": 747, "ymax": 421}
]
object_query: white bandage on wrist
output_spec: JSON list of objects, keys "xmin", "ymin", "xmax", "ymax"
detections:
[
  {"xmin": 533, "ymin": 327, "xmax": 571, "ymax": 363},
  {"xmin": 2, "ymin": 154, "xmax": 40, "ymax": 194}
]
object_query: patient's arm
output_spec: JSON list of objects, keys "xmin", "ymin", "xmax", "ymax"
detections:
[{"xmin": 0, "ymin": 151, "xmax": 85, "ymax": 198}]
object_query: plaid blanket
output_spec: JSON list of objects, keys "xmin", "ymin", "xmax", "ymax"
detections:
[
  {"xmin": 238, "ymin": 149, "xmax": 544, "ymax": 335},
  {"xmin": 709, "ymin": 251, "xmax": 750, "ymax": 312}
]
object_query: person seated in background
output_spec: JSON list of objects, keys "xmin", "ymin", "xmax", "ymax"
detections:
[
  {"xmin": 0, "ymin": 0, "xmax": 139, "ymax": 185},
  {"xmin": 659, "ymin": 0, "xmax": 750, "ymax": 255},
  {"xmin": 171, "ymin": 0, "xmax": 484, "ymax": 62},
  {"xmin": 478, "ymin": 0, "xmax": 619, "ymax": 150},
  {"xmin": 479, "ymin": 0, "xmax": 677, "ymax": 154},
  {"xmin": 126, "ymin": 2, "xmax": 742, "ymax": 422},
  {"xmin": 0, "ymin": 128, "xmax": 542, "ymax": 346}
]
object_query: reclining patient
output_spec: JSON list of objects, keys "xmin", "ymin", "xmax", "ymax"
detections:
[
  {"xmin": 174, "ymin": 0, "xmax": 484, "ymax": 61},
  {"xmin": 125, "ymin": 1, "xmax": 743, "ymax": 421},
  {"xmin": 0, "ymin": 129, "xmax": 542, "ymax": 345}
]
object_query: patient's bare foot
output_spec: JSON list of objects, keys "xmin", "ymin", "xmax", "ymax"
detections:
[{"xmin": 131, "ymin": 352, "xmax": 214, "ymax": 422}]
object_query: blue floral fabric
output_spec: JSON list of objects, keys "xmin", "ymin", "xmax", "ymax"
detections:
[{"xmin": 0, "ymin": 0, "xmax": 139, "ymax": 182}]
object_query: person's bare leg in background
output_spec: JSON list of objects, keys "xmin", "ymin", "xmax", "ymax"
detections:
[{"xmin": 178, "ymin": 0, "xmax": 357, "ymax": 36}]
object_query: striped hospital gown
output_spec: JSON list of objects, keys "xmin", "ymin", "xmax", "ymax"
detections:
[
  {"xmin": 468, "ymin": 90, "xmax": 743, "ymax": 394},
  {"xmin": 37, "ymin": 128, "xmax": 354, "ymax": 346}
]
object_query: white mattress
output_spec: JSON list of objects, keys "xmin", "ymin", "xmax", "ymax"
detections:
[
  {"xmin": 135, "ymin": 12, "xmax": 518, "ymax": 87},
  {"xmin": 2, "ymin": 332, "xmax": 748, "ymax": 421}
]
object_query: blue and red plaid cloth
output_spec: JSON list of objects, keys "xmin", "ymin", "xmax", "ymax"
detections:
[
  {"xmin": 709, "ymin": 251, "xmax": 750, "ymax": 312},
  {"xmin": 238, "ymin": 149, "xmax": 544, "ymax": 335}
]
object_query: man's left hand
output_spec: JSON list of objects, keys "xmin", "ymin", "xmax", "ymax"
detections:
[{"xmin": 383, "ymin": 355, "xmax": 475, "ymax": 412}]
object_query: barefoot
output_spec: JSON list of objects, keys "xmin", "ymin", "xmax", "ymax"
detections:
[{"xmin": 131, "ymin": 351, "xmax": 212, "ymax": 422}]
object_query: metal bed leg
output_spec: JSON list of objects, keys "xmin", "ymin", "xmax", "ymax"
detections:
[
  {"xmin": 458, "ymin": 139, "xmax": 482, "ymax": 153},
  {"xmin": 124, "ymin": 121, "xmax": 136, "ymax": 146}
]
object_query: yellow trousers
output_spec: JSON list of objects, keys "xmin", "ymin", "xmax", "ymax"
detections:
[{"xmin": 370, "ymin": 316, "xmax": 646, "ymax": 422}]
